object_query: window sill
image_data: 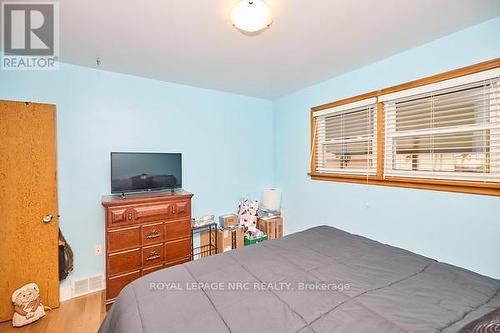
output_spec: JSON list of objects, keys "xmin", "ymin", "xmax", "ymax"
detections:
[{"xmin": 309, "ymin": 172, "xmax": 500, "ymax": 196}]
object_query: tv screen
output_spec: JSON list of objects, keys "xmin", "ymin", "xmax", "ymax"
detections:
[{"xmin": 111, "ymin": 152, "xmax": 182, "ymax": 193}]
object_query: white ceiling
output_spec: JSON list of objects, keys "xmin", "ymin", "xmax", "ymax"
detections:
[{"xmin": 60, "ymin": 0, "xmax": 500, "ymax": 99}]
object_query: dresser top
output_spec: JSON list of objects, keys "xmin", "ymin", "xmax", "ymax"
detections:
[{"xmin": 102, "ymin": 190, "xmax": 193, "ymax": 207}]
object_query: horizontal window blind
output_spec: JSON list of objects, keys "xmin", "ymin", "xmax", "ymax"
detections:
[
  {"xmin": 312, "ymin": 98, "xmax": 377, "ymax": 175},
  {"xmin": 383, "ymin": 70, "xmax": 500, "ymax": 182}
]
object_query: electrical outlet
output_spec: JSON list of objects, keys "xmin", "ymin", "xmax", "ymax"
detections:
[{"xmin": 94, "ymin": 244, "xmax": 103, "ymax": 256}]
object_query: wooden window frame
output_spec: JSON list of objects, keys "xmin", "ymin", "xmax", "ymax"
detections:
[{"xmin": 309, "ymin": 58, "xmax": 500, "ymax": 196}]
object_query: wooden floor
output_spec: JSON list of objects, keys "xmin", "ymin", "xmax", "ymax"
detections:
[{"xmin": 0, "ymin": 291, "xmax": 105, "ymax": 333}]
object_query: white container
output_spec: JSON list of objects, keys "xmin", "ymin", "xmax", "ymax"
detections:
[{"xmin": 262, "ymin": 188, "xmax": 281, "ymax": 212}]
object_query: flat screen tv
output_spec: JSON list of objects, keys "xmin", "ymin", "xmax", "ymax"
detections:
[{"xmin": 111, "ymin": 152, "xmax": 182, "ymax": 194}]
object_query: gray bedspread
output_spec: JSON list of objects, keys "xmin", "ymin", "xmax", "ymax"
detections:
[{"xmin": 98, "ymin": 226, "xmax": 500, "ymax": 333}]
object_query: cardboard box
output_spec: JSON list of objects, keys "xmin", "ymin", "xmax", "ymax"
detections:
[
  {"xmin": 196, "ymin": 230, "xmax": 217, "ymax": 258},
  {"xmin": 200, "ymin": 230, "xmax": 215, "ymax": 247},
  {"xmin": 233, "ymin": 226, "xmax": 244, "ymax": 249},
  {"xmin": 217, "ymin": 228, "xmax": 233, "ymax": 253},
  {"xmin": 258, "ymin": 219, "xmax": 274, "ymax": 239},
  {"xmin": 219, "ymin": 214, "xmax": 238, "ymax": 228},
  {"xmin": 275, "ymin": 217, "xmax": 283, "ymax": 238},
  {"xmin": 257, "ymin": 217, "xmax": 283, "ymax": 240},
  {"xmin": 217, "ymin": 227, "xmax": 244, "ymax": 253}
]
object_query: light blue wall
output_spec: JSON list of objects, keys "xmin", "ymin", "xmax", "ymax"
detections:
[
  {"xmin": 0, "ymin": 64, "xmax": 274, "ymax": 287},
  {"xmin": 273, "ymin": 17, "xmax": 500, "ymax": 279},
  {"xmin": 1, "ymin": 17, "xmax": 499, "ymax": 288}
]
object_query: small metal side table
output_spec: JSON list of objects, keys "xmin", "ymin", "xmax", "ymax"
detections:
[{"xmin": 191, "ymin": 221, "xmax": 218, "ymax": 260}]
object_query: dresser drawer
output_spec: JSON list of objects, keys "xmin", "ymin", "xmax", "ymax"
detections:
[
  {"xmin": 107, "ymin": 226, "xmax": 141, "ymax": 252},
  {"xmin": 142, "ymin": 222, "xmax": 164, "ymax": 245},
  {"xmin": 143, "ymin": 243, "xmax": 164, "ymax": 267},
  {"xmin": 108, "ymin": 207, "xmax": 136, "ymax": 227},
  {"xmin": 134, "ymin": 204, "xmax": 170, "ymax": 222},
  {"xmin": 165, "ymin": 238, "xmax": 191, "ymax": 262},
  {"xmin": 168, "ymin": 200, "xmax": 190, "ymax": 219},
  {"xmin": 165, "ymin": 256, "xmax": 191, "ymax": 268},
  {"xmin": 108, "ymin": 248, "xmax": 141, "ymax": 275},
  {"xmin": 107, "ymin": 270, "xmax": 140, "ymax": 299},
  {"xmin": 165, "ymin": 219, "xmax": 191, "ymax": 241},
  {"xmin": 142, "ymin": 265, "xmax": 164, "ymax": 276}
]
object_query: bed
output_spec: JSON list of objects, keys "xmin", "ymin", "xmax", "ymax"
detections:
[{"xmin": 98, "ymin": 226, "xmax": 500, "ymax": 333}]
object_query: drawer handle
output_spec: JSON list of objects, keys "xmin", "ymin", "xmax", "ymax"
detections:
[
  {"xmin": 146, "ymin": 230, "xmax": 160, "ymax": 239},
  {"xmin": 127, "ymin": 212, "xmax": 133, "ymax": 220},
  {"xmin": 171, "ymin": 205, "xmax": 176, "ymax": 214},
  {"xmin": 146, "ymin": 251, "xmax": 161, "ymax": 261}
]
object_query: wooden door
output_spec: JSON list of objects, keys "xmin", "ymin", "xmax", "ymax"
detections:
[{"xmin": 0, "ymin": 100, "xmax": 59, "ymax": 322}]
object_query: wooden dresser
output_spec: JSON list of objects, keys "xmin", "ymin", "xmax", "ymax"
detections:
[{"xmin": 102, "ymin": 191, "xmax": 193, "ymax": 309}]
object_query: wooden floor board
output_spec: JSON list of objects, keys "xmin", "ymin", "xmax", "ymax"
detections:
[{"xmin": 0, "ymin": 291, "xmax": 105, "ymax": 333}]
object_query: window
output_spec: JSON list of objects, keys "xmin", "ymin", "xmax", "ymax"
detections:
[
  {"xmin": 310, "ymin": 59, "xmax": 500, "ymax": 196},
  {"xmin": 312, "ymin": 98, "xmax": 377, "ymax": 175},
  {"xmin": 382, "ymin": 69, "xmax": 500, "ymax": 182}
]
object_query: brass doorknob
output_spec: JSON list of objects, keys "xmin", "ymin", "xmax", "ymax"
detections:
[{"xmin": 42, "ymin": 215, "xmax": 53, "ymax": 223}]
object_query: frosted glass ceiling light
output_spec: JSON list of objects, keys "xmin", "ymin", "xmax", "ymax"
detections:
[{"xmin": 231, "ymin": 0, "xmax": 272, "ymax": 33}]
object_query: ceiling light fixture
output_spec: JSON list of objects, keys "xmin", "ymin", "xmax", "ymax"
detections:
[{"xmin": 230, "ymin": 0, "xmax": 272, "ymax": 33}]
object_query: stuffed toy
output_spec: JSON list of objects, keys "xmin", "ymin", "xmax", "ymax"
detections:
[{"xmin": 12, "ymin": 283, "xmax": 47, "ymax": 327}]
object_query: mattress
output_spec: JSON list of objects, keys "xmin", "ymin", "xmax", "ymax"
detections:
[{"xmin": 98, "ymin": 226, "xmax": 500, "ymax": 333}]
